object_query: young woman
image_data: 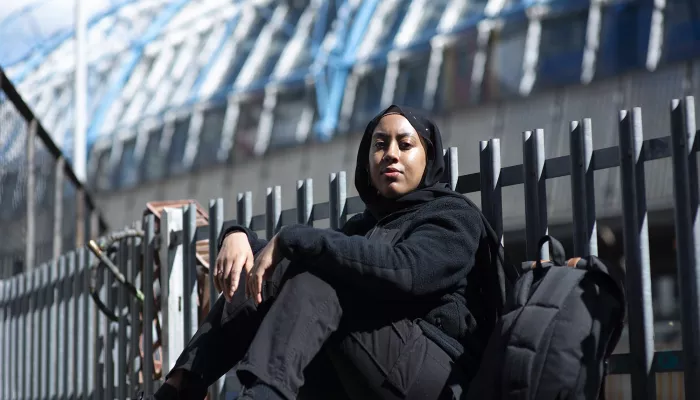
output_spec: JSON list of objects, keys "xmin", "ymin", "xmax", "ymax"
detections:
[{"xmin": 150, "ymin": 105, "xmax": 495, "ymax": 400}]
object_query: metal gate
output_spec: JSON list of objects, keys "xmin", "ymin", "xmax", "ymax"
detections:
[{"xmin": 2, "ymin": 96, "xmax": 699, "ymax": 399}]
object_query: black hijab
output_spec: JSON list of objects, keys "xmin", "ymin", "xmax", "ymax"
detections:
[{"xmin": 355, "ymin": 105, "xmax": 463, "ymax": 220}]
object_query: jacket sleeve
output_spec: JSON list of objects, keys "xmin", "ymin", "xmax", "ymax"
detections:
[
  {"xmin": 216, "ymin": 211, "xmax": 371, "ymax": 256},
  {"xmin": 217, "ymin": 225, "xmax": 268, "ymax": 255},
  {"xmin": 275, "ymin": 203, "xmax": 483, "ymax": 297}
]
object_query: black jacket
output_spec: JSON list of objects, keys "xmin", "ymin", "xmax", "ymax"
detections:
[{"xmin": 218, "ymin": 194, "xmax": 492, "ymax": 369}]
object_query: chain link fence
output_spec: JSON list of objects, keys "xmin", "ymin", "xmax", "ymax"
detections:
[{"xmin": 0, "ymin": 68, "xmax": 108, "ymax": 279}]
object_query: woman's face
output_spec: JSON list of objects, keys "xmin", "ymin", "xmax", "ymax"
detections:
[{"xmin": 368, "ymin": 114, "xmax": 427, "ymax": 199}]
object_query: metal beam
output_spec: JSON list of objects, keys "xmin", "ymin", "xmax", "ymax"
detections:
[
  {"xmin": 295, "ymin": 93, "xmax": 316, "ymax": 143},
  {"xmin": 646, "ymin": 0, "xmax": 666, "ymax": 72},
  {"xmin": 312, "ymin": 0, "xmax": 352, "ymax": 133},
  {"xmin": 85, "ymin": 0, "xmax": 190, "ymax": 148},
  {"xmin": 273, "ymin": 0, "xmax": 323, "ymax": 80},
  {"xmin": 253, "ymin": 3, "xmax": 297, "ymax": 39},
  {"xmin": 316, "ymin": 0, "xmax": 379, "ymax": 140},
  {"xmin": 74, "ymin": 0, "xmax": 88, "ymax": 182},
  {"xmin": 580, "ymin": 0, "xmax": 603, "ymax": 84},
  {"xmin": 310, "ymin": 0, "xmax": 331, "ymax": 55},
  {"xmin": 218, "ymin": 99, "xmax": 241, "ymax": 162},
  {"xmin": 195, "ymin": 5, "xmax": 260, "ymax": 102},
  {"xmin": 422, "ymin": 41, "xmax": 444, "ymax": 110},
  {"xmin": 379, "ymin": 54, "xmax": 400, "ymax": 109},
  {"xmin": 181, "ymin": 108, "xmax": 204, "ymax": 170},
  {"xmin": 519, "ymin": 11, "xmax": 542, "ymax": 96},
  {"xmin": 393, "ymin": 0, "xmax": 426, "ymax": 49},
  {"xmin": 235, "ymin": 5, "xmax": 290, "ymax": 90},
  {"xmin": 254, "ymin": 88, "xmax": 278, "ymax": 155},
  {"xmin": 187, "ymin": 15, "xmax": 240, "ymax": 101}
]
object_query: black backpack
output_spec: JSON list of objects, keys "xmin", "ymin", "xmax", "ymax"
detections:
[{"xmin": 467, "ymin": 235, "xmax": 627, "ymax": 400}]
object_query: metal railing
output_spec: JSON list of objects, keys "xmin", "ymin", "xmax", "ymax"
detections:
[
  {"xmin": 2, "ymin": 96, "xmax": 699, "ymax": 399},
  {"xmin": 0, "ymin": 67, "xmax": 108, "ymax": 279}
]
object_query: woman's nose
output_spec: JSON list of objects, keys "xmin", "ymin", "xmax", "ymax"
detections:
[{"xmin": 383, "ymin": 143, "xmax": 399, "ymax": 161}]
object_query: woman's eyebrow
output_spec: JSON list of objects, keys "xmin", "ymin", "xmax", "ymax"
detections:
[{"xmin": 372, "ymin": 132, "xmax": 416, "ymax": 139}]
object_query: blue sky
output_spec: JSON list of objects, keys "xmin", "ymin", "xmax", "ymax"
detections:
[{"xmin": 0, "ymin": 0, "xmax": 121, "ymax": 67}]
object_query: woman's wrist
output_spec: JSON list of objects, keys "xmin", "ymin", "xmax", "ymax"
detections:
[
  {"xmin": 218, "ymin": 227, "xmax": 249, "ymax": 251},
  {"xmin": 225, "ymin": 230, "xmax": 247, "ymax": 241}
]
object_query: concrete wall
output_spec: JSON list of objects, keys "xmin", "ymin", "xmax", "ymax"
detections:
[{"xmin": 95, "ymin": 60, "xmax": 700, "ymax": 232}]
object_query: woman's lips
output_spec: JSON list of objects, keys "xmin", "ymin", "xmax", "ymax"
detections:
[{"xmin": 381, "ymin": 168, "xmax": 401, "ymax": 178}]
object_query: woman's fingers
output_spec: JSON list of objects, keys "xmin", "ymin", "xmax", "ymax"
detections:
[
  {"xmin": 246, "ymin": 258, "xmax": 258, "ymax": 300},
  {"xmin": 213, "ymin": 251, "xmax": 256, "ymax": 301},
  {"xmin": 251, "ymin": 257, "xmax": 268, "ymax": 305},
  {"xmin": 213, "ymin": 259, "xmax": 221, "ymax": 292},
  {"xmin": 220, "ymin": 254, "xmax": 238, "ymax": 302},
  {"xmin": 256, "ymin": 264, "xmax": 266, "ymax": 305},
  {"xmin": 244, "ymin": 252, "xmax": 255, "ymax": 275},
  {"xmin": 218, "ymin": 257, "xmax": 230, "ymax": 293},
  {"xmin": 213, "ymin": 260, "xmax": 223, "ymax": 293},
  {"xmin": 255, "ymin": 278, "xmax": 264, "ymax": 305},
  {"xmin": 216, "ymin": 257, "xmax": 231, "ymax": 301},
  {"xmin": 227, "ymin": 256, "xmax": 246, "ymax": 301},
  {"xmin": 245, "ymin": 253, "xmax": 255, "ymax": 298},
  {"xmin": 247, "ymin": 270, "xmax": 259, "ymax": 304}
]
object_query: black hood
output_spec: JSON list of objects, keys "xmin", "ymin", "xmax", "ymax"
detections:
[{"xmin": 354, "ymin": 105, "xmax": 462, "ymax": 219}]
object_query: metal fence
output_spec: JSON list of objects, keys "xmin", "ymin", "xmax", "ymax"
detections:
[
  {"xmin": 0, "ymin": 68, "xmax": 108, "ymax": 279},
  {"xmin": 2, "ymin": 96, "xmax": 699, "ymax": 399}
]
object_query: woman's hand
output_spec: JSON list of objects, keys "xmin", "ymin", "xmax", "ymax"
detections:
[
  {"xmin": 247, "ymin": 234, "xmax": 283, "ymax": 305},
  {"xmin": 215, "ymin": 231, "xmax": 255, "ymax": 302}
]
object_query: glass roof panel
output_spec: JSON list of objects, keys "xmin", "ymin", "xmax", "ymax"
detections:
[
  {"xmin": 356, "ymin": 0, "xmax": 411, "ymax": 60},
  {"xmin": 395, "ymin": 0, "xmax": 451, "ymax": 48},
  {"xmin": 197, "ymin": 7, "xmax": 265, "ymax": 98},
  {"xmin": 237, "ymin": 6, "xmax": 304, "ymax": 88}
]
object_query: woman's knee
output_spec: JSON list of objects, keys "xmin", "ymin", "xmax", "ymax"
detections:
[
  {"xmin": 279, "ymin": 269, "xmax": 339, "ymax": 301},
  {"xmin": 271, "ymin": 270, "xmax": 345, "ymax": 327}
]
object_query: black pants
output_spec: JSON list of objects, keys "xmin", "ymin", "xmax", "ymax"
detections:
[{"xmin": 166, "ymin": 262, "xmax": 457, "ymax": 400}]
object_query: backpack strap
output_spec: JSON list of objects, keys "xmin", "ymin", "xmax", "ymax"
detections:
[
  {"xmin": 587, "ymin": 268, "xmax": 627, "ymax": 400},
  {"xmin": 536, "ymin": 235, "xmax": 566, "ymax": 266},
  {"xmin": 527, "ymin": 267, "xmax": 586, "ymax": 307},
  {"xmin": 501, "ymin": 266, "xmax": 587, "ymax": 397},
  {"xmin": 571, "ymin": 258, "xmax": 627, "ymax": 366},
  {"xmin": 590, "ymin": 271, "xmax": 624, "ymax": 400},
  {"xmin": 568, "ymin": 257, "xmax": 627, "ymax": 400}
]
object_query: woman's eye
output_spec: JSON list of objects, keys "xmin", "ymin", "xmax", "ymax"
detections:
[
  {"xmin": 374, "ymin": 142, "xmax": 385, "ymax": 149},
  {"xmin": 399, "ymin": 142, "xmax": 412, "ymax": 150}
]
